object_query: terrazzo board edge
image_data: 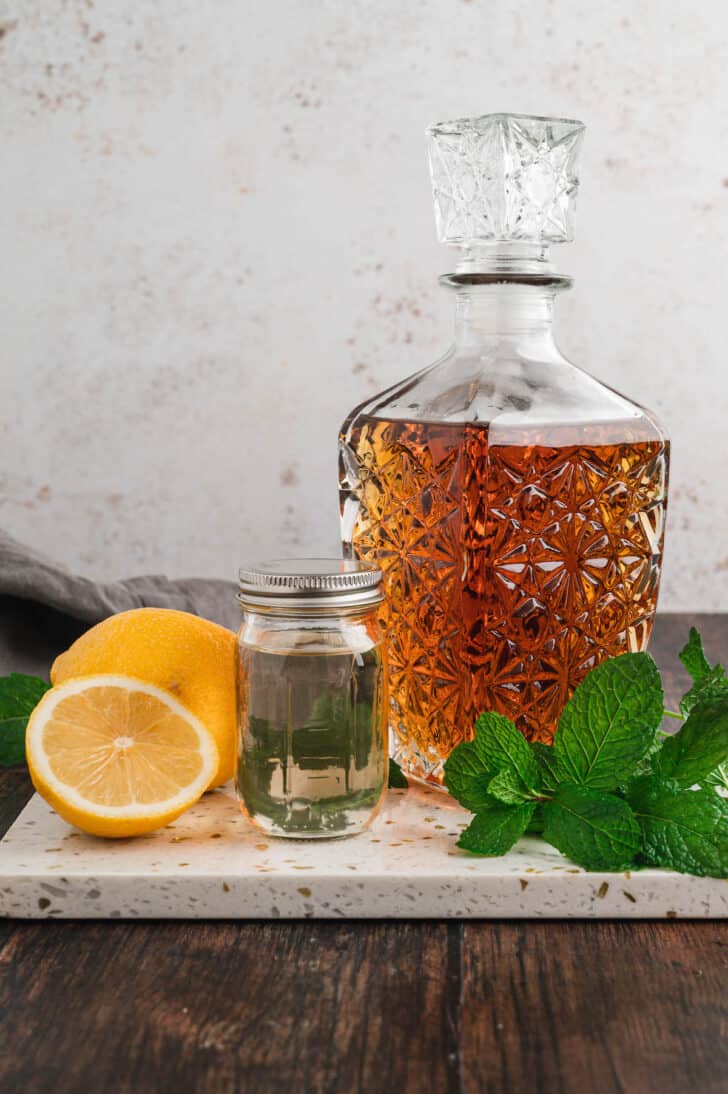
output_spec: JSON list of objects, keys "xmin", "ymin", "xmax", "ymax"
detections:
[{"xmin": 1, "ymin": 787, "xmax": 726, "ymax": 919}]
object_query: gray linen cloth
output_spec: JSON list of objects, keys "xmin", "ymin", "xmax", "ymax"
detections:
[{"xmin": 0, "ymin": 530, "xmax": 238, "ymax": 678}]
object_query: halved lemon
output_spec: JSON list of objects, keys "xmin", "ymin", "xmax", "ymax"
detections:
[
  {"xmin": 26, "ymin": 675, "xmax": 219, "ymax": 838},
  {"xmin": 51, "ymin": 608, "xmax": 238, "ymax": 788}
]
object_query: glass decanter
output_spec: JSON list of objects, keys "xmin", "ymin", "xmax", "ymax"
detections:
[{"xmin": 339, "ymin": 113, "xmax": 669, "ymax": 785}]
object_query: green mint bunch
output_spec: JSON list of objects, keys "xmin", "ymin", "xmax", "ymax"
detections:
[{"xmin": 444, "ymin": 630, "xmax": 728, "ymax": 877}]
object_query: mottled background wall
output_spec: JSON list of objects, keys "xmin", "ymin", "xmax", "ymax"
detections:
[{"xmin": 1, "ymin": 1, "xmax": 726, "ymax": 609}]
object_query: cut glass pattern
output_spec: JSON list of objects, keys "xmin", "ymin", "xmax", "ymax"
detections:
[
  {"xmin": 427, "ymin": 113, "xmax": 584, "ymax": 245},
  {"xmin": 340, "ymin": 418, "xmax": 668, "ymax": 783}
]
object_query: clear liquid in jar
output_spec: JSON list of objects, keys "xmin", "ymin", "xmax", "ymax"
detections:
[{"xmin": 237, "ymin": 644, "xmax": 386, "ymax": 838}]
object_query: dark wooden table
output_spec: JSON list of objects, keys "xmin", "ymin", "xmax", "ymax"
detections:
[{"xmin": 1, "ymin": 614, "xmax": 726, "ymax": 1094}]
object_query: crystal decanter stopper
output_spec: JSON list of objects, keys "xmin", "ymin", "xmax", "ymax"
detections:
[
  {"xmin": 427, "ymin": 112, "xmax": 584, "ymax": 253},
  {"xmin": 339, "ymin": 112, "xmax": 669, "ymax": 786}
]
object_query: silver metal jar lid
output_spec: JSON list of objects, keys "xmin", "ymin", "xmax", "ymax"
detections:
[{"xmin": 237, "ymin": 559, "xmax": 383, "ymax": 609}]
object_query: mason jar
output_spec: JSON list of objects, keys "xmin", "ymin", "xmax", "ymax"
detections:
[{"xmin": 235, "ymin": 559, "xmax": 387, "ymax": 839}]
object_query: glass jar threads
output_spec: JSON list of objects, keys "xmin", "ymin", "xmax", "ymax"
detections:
[{"xmin": 235, "ymin": 559, "xmax": 387, "ymax": 839}]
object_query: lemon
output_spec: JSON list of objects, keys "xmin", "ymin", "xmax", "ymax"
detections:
[
  {"xmin": 26, "ymin": 675, "xmax": 218, "ymax": 838},
  {"xmin": 51, "ymin": 608, "xmax": 237, "ymax": 787}
]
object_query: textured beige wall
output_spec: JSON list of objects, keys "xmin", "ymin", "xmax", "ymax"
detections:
[{"xmin": 1, "ymin": 1, "xmax": 726, "ymax": 609}]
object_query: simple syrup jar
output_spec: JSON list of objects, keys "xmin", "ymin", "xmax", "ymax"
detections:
[
  {"xmin": 339, "ymin": 113, "xmax": 669, "ymax": 784},
  {"xmin": 235, "ymin": 560, "xmax": 388, "ymax": 838}
]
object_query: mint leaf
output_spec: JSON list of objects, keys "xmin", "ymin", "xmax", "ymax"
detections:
[
  {"xmin": 628, "ymin": 775, "xmax": 728, "ymax": 877},
  {"xmin": 654, "ymin": 698, "xmax": 728, "ymax": 787},
  {"xmin": 474, "ymin": 711, "xmax": 539, "ymax": 794},
  {"xmin": 679, "ymin": 666, "xmax": 728, "ymax": 719},
  {"xmin": 0, "ymin": 674, "xmax": 50, "ymax": 766},
  {"xmin": 457, "ymin": 797, "xmax": 534, "ymax": 855},
  {"xmin": 443, "ymin": 740, "xmax": 493, "ymax": 813},
  {"xmin": 531, "ymin": 741, "xmax": 563, "ymax": 791},
  {"xmin": 679, "ymin": 627, "xmax": 713, "ymax": 683},
  {"xmin": 553, "ymin": 653, "xmax": 663, "ymax": 791},
  {"xmin": 542, "ymin": 784, "xmax": 640, "ymax": 870},
  {"xmin": 705, "ymin": 761, "xmax": 728, "ymax": 793},
  {"xmin": 487, "ymin": 768, "xmax": 538, "ymax": 804},
  {"xmin": 388, "ymin": 758, "xmax": 408, "ymax": 789},
  {"xmin": 677, "ymin": 628, "xmax": 727, "ymax": 717}
]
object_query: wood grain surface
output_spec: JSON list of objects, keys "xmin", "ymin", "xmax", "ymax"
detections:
[{"xmin": 0, "ymin": 614, "xmax": 726, "ymax": 1094}]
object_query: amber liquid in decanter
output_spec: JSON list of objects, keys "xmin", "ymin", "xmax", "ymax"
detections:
[{"xmin": 341, "ymin": 412, "xmax": 668, "ymax": 780}]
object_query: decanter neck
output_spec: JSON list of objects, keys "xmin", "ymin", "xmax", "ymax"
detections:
[{"xmin": 447, "ymin": 279, "xmax": 567, "ymax": 353}]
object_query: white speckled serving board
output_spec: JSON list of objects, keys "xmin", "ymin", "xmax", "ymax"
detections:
[{"xmin": 0, "ymin": 784, "xmax": 726, "ymax": 919}]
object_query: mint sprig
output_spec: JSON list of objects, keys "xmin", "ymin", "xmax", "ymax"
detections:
[
  {"xmin": 677, "ymin": 626, "xmax": 728, "ymax": 717},
  {"xmin": 444, "ymin": 630, "xmax": 728, "ymax": 877},
  {"xmin": 0, "ymin": 674, "xmax": 50, "ymax": 766}
]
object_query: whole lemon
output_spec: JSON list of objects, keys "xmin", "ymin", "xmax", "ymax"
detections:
[{"xmin": 51, "ymin": 608, "xmax": 237, "ymax": 787}]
